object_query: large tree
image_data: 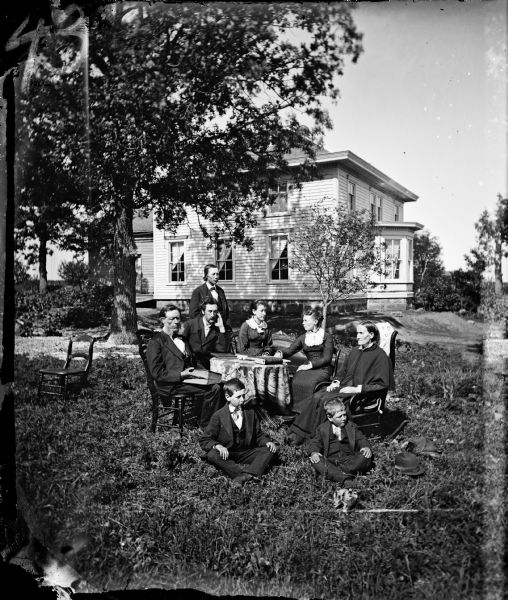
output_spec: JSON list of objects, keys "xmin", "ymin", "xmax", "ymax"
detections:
[
  {"xmin": 413, "ymin": 230, "xmax": 445, "ymax": 307},
  {"xmin": 289, "ymin": 202, "xmax": 381, "ymax": 328},
  {"xmin": 472, "ymin": 194, "xmax": 507, "ymax": 296},
  {"xmin": 83, "ymin": 2, "xmax": 362, "ymax": 342}
]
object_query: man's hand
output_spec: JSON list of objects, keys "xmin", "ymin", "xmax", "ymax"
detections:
[
  {"xmin": 215, "ymin": 444, "xmax": 229, "ymax": 460},
  {"xmin": 180, "ymin": 367, "xmax": 195, "ymax": 379},
  {"xmin": 326, "ymin": 380, "xmax": 341, "ymax": 392},
  {"xmin": 360, "ymin": 447, "xmax": 372, "ymax": 459},
  {"xmin": 296, "ymin": 362, "xmax": 312, "ymax": 372},
  {"xmin": 339, "ymin": 385, "xmax": 362, "ymax": 394},
  {"xmin": 310, "ymin": 452, "xmax": 322, "ymax": 464},
  {"xmin": 216, "ymin": 313, "xmax": 226, "ymax": 333},
  {"xmin": 266, "ymin": 442, "xmax": 277, "ymax": 453},
  {"xmin": 274, "ymin": 350, "xmax": 283, "ymax": 358}
]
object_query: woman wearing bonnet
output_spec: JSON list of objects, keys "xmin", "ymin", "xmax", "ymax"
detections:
[
  {"xmin": 274, "ymin": 307, "xmax": 333, "ymax": 413},
  {"xmin": 237, "ymin": 300, "xmax": 275, "ymax": 356}
]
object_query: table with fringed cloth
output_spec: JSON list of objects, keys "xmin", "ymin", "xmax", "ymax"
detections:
[{"xmin": 210, "ymin": 356, "xmax": 291, "ymax": 413}]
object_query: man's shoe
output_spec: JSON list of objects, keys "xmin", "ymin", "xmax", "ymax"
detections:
[{"xmin": 231, "ymin": 472, "xmax": 253, "ymax": 487}]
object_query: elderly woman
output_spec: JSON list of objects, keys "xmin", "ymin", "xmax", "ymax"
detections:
[
  {"xmin": 237, "ymin": 300, "xmax": 274, "ymax": 356},
  {"xmin": 287, "ymin": 321, "xmax": 394, "ymax": 444},
  {"xmin": 275, "ymin": 307, "xmax": 333, "ymax": 413}
]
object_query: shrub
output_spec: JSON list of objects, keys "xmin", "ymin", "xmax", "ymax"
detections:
[
  {"xmin": 15, "ymin": 282, "xmax": 113, "ymax": 334},
  {"xmin": 57, "ymin": 260, "xmax": 89, "ymax": 288}
]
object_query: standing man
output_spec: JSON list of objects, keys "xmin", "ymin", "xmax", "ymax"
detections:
[
  {"xmin": 146, "ymin": 304, "xmax": 223, "ymax": 428},
  {"xmin": 189, "ymin": 264, "xmax": 231, "ymax": 333},
  {"xmin": 182, "ymin": 297, "xmax": 228, "ymax": 369}
]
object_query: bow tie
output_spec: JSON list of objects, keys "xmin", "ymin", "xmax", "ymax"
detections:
[{"xmin": 232, "ymin": 407, "xmax": 243, "ymax": 415}]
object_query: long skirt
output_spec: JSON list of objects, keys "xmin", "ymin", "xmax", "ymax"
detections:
[
  {"xmin": 289, "ymin": 389, "xmax": 358, "ymax": 442},
  {"xmin": 291, "ymin": 367, "xmax": 331, "ymax": 413}
]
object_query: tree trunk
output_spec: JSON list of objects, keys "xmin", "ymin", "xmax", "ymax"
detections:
[
  {"xmin": 38, "ymin": 230, "xmax": 48, "ymax": 294},
  {"xmin": 110, "ymin": 203, "xmax": 137, "ymax": 344},
  {"xmin": 321, "ymin": 296, "xmax": 328, "ymax": 331},
  {"xmin": 493, "ymin": 237, "xmax": 503, "ymax": 296}
]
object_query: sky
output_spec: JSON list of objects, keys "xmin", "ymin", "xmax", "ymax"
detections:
[{"xmin": 321, "ymin": 0, "xmax": 507, "ymax": 272}]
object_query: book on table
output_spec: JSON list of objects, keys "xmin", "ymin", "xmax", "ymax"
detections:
[
  {"xmin": 253, "ymin": 356, "xmax": 283, "ymax": 365},
  {"xmin": 184, "ymin": 369, "xmax": 222, "ymax": 385}
]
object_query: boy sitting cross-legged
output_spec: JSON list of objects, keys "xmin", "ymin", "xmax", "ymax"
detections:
[
  {"xmin": 309, "ymin": 397, "xmax": 373, "ymax": 487},
  {"xmin": 199, "ymin": 378, "xmax": 277, "ymax": 487}
]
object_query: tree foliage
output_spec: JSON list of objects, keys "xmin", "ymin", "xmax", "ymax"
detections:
[
  {"xmin": 289, "ymin": 201, "xmax": 381, "ymax": 328},
  {"xmin": 15, "ymin": 38, "xmax": 89, "ymax": 293},
  {"xmin": 414, "ymin": 231, "xmax": 486, "ymax": 313},
  {"xmin": 58, "ymin": 259, "xmax": 89, "ymax": 288},
  {"xmin": 82, "ymin": 2, "xmax": 363, "ymax": 341},
  {"xmin": 472, "ymin": 194, "xmax": 507, "ymax": 295}
]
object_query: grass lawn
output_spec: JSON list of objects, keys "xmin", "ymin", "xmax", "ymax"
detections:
[{"xmin": 13, "ymin": 328, "xmax": 485, "ymax": 598}]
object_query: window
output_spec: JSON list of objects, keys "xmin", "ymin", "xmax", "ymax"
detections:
[
  {"xmin": 370, "ymin": 193, "xmax": 383, "ymax": 221},
  {"xmin": 407, "ymin": 239, "xmax": 413, "ymax": 281},
  {"xmin": 216, "ymin": 239, "xmax": 234, "ymax": 281},
  {"xmin": 269, "ymin": 234, "xmax": 289, "ymax": 280},
  {"xmin": 385, "ymin": 239, "xmax": 401, "ymax": 280},
  {"xmin": 169, "ymin": 241, "xmax": 185, "ymax": 282},
  {"xmin": 267, "ymin": 183, "xmax": 290, "ymax": 213},
  {"xmin": 135, "ymin": 255, "xmax": 144, "ymax": 293},
  {"xmin": 348, "ymin": 181, "xmax": 356, "ymax": 211}
]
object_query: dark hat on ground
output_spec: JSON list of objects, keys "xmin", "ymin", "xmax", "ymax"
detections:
[
  {"xmin": 394, "ymin": 452, "xmax": 425, "ymax": 476},
  {"xmin": 410, "ymin": 437, "xmax": 441, "ymax": 458}
]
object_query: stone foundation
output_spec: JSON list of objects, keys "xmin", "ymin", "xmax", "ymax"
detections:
[
  {"xmin": 366, "ymin": 297, "xmax": 410, "ymax": 312},
  {"xmin": 157, "ymin": 297, "xmax": 371, "ymax": 316}
]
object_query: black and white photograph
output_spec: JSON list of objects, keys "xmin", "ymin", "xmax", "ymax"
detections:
[{"xmin": 0, "ymin": 1, "xmax": 506, "ymax": 598}]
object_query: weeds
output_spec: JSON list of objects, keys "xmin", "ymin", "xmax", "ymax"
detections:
[{"xmin": 14, "ymin": 340, "xmax": 484, "ymax": 598}]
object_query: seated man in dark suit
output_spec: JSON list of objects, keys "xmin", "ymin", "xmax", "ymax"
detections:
[
  {"xmin": 189, "ymin": 264, "xmax": 231, "ymax": 334},
  {"xmin": 182, "ymin": 297, "xmax": 228, "ymax": 369},
  {"xmin": 199, "ymin": 378, "xmax": 277, "ymax": 487},
  {"xmin": 146, "ymin": 304, "xmax": 223, "ymax": 428}
]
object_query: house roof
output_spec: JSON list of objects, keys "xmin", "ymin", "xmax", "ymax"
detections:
[
  {"xmin": 285, "ymin": 148, "xmax": 418, "ymax": 203},
  {"xmin": 133, "ymin": 211, "xmax": 153, "ymax": 233}
]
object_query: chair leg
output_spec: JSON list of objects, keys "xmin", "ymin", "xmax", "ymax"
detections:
[
  {"xmin": 176, "ymin": 396, "xmax": 183, "ymax": 434},
  {"xmin": 37, "ymin": 374, "xmax": 44, "ymax": 400},
  {"xmin": 62, "ymin": 376, "xmax": 69, "ymax": 404},
  {"xmin": 151, "ymin": 397, "xmax": 159, "ymax": 434}
]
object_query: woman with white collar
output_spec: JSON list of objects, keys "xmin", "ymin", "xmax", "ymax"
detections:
[
  {"xmin": 237, "ymin": 300, "xmax": 274, "ymax": 356},
  {"xmin": 287, "ymin": 321, "xmax": 394, "ymax": 444},
  {"xmin": 274, "ymin": 307, "xmax": 333, "ymax": 413}
]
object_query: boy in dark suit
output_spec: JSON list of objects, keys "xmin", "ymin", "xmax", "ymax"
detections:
[
  {"xmin": 189, "ymin": 264, "xmax": 231, "ymax": 333},
  {"xmin": 309, "ymin": 397, "xmax": 373, "ymax": 486},
  {"xmin": 182, "ymin": 297, "xmax": 228, "ymax": 369},
  {"xmin": 146, "ymin": 304, "xmax": 223, "ymax": 428},
  {"xmin": 200, "ymin": 378, "xmax": 277, "ymax": 487}
]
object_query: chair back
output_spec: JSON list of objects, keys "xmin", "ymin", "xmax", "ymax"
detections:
[
  {"xmin": 136, "ymin": 328, "xmax": 158, "ymax": 397},
  {"xmin": 331, "ymin": 346, "xmax": 342, "ymax": 379},
  {"xmin": 375, "ymin": 322, "xmax": 398, "ymax": 370},
  {"xmin": 63, "ymin": 334, "xmax": 95, "ymax": 375}
]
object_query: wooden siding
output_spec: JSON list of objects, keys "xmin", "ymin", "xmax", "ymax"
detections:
[
  {"xmin": 154, "ymin": 177, "xmax": 339, "ymax": 301},
  {"xmin": 152, "ymin": 162, "xmax": 419, "ymax": 306}
]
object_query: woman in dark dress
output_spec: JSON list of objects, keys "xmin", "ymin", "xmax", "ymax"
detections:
[
  {"xmin": 275, "ymin": 308, "xmax": 333, "ymax": 413},
  {"xmin": 287, "ymin": 321, "xmax": 394, "ymax": 444},
  {"xmin": 237, "ymin": 300, "xmax": 274, "ymax": 356}
]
